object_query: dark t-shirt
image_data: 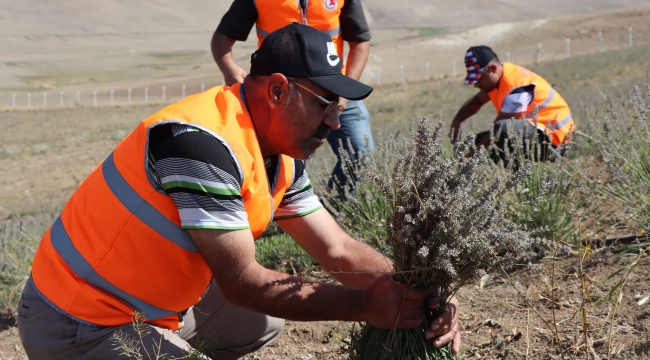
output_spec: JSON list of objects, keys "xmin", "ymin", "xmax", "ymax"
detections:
[{"xmin": 217, "ymin": 0, "xmax": 371, "ymax": 42}]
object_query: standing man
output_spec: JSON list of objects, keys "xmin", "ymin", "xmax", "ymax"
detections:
[
  {"xmin": 449, "ymin": 46, "xmax": 575, "ymax": 162},
  {"xmin": 18, "ymin": 25, "xmax": 460, "ymax": 359},
  {"xmin": 212, "ymin": 0, "xmax": 374, "ymax": 193}
]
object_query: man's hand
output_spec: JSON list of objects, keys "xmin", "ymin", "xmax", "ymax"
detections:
[
  {"xmin": 337, "ymin": 97, "xmax": 348, "ymax": 116},
  {"xmin": 211, "ymin": 31, "xmax": 248, "ymax": 86},
  {"xmin": 425, "ymin": 296, "xmax": 461, "ymax": 354},
  {"xmin": 449, "ymin": 92, "xmax": 490, "ymax": 144},
  {"xmin": 223, "ymin": 65, "xmax": 248, "ymax": 86},
  {"xmin": 449, "ymin": 119, "xmax": 462, "ymax": 143},
  {"xmin": 359, "ymin": 274, "xmax": 427, "ymax": 329}
]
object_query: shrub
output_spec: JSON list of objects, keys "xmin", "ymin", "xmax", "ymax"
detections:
[
  {"xmin": 0, "ymin": 209, "xmax": 56, "ymax": 314},
  {"xmin": 348, "ymin": 118, "xmax": 541, "ymax": 360},
  {"xmin": 589, "ymin": 81, "xmax": 650, "ymax": 241},
  {"xmin": 255, "ymin": 233, "xmax": 317, "ymax": 275}
]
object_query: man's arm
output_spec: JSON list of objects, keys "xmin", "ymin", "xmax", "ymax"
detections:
[
  {"xmin": 449, "ymin": 90, "xmax": 490, "ymax": 143},
  {"xmin": 189, "ymin": 227, "xmax": 426, "ymax": 329},
  {"xmin": 337, "ymin": 40, "xmax": 370, "ymax": 111},
  {"xmin": 345, "ymin": 41, "xmax": 370, "ymax": 82},
  {"xmin": 277, "ymin": 208, "xmax": 463, "ymax": 352},
  {"xmin": 276, "ymin": 208, "xmax": 391, "ymax": 287},
  {"xmin": 338, "ymin": 0, "xmax": 371, "ymax": 111},
  {"xmin": 211, "ymin": 31, "xmax": 248, "ymax": 86},
  {"xmin": 211, "ymin": 0, "xmax": 257, "ymax": 85}
]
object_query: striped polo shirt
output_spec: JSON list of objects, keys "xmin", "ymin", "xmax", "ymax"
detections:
[{"xmin": 147, "ymin": 123, "xmax": 322, "ymax": 231}]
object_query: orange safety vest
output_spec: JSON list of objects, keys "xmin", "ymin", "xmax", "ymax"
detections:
[
  {"xmin": 255, "ymin": 0, "xmax": 346, "ymax": 73},
  {"xmin": 30, "ymin": 83, "xmax": 294, "ymax": 330},
  {"xmin": 488, "ymin": 62, "xmax": 575, "ymax": 146}
]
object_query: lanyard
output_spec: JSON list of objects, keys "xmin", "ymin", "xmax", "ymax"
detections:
[{"xmin": 297, "ymin": 0, "xmax": 309, "ymax": 25}]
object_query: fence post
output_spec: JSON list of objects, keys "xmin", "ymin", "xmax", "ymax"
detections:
[
  {"xmin": 377, "ymin": 67, "xmax": 381, "ymax": 85},
  {"xmin": 128, "ymin": 88, "xmax": 132, "ymax": 103},
  {"xmin": 452, "ymin": 60, "xmax": 456, "ymax": 76},
  {"xmin": 28, "ymin": 93, "xmax": 32, "ymax": 108},
  {"xmin": 12, "ymin": 94, "xmax": 16, "ymax": 108},
  {"xmin": 182, "ymin": 85, "xmax": 186, "ymax": 99},
  {"xmin": 76, "ymin": 91, "xmax": 80, "ymax": 104},
  {"xmin": 629, "ymin": 27, "xmax": 633, "ymax": 47},
  {"xmin": 566, "ymin": 37, "xmax": 570, "ymax": 57},
  {"xmin": 201, "ymin": 84, "xmax": 205, "ymax": 92},
  {"xmin": 162, "ymin": 86, "xmax": 167, "ymax": 101},
  {"xmin": 598, "ymin": 31, "xmax": 602, "ymax": 52},
  {"xmin": 60, "ymin": 92, "xmax": 64, "ymax": 106},
  {"xmin": 93, "ymin": 90, "xmax": 97, "ymax": 107},
  {"xmin": 110, "ymin": 89, "xmax": 114, "ymax": 104},
  {"xmin": 400, "ymin": 65, "xmax": 404, "ymax": 83},
  {"xmin": 506, "ymin": 52, "xmax": 510, "ymax": 62},
  {"xmin": 145, "ymin": 87, "xmax": 149, "ymax": 103},
  {"xmin": 425, "ymin": 62, "xmax": 429, "ymax": 78},
  {"xmin": 43, "ymin": 93, "xmax": 47, "ymax": 107}
]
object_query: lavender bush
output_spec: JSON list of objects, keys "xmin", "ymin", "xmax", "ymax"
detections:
[
  {"xmin": 590, "ymin": 82, "xmax": 650, "ymax": 241},
  {"xmin": 348, "ymin": 118, "xmax": 541, "ymax": 360}
]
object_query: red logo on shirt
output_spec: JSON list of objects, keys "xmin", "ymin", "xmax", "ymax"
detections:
[{"xmin": 323, "ymin": 0, "xmax": 338, "ymax": 11}]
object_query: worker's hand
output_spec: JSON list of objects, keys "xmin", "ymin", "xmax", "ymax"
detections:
[
  {"xmin": 223, "ymin": 64, "xmax": 248, "ymax": 86},
  {"xmin": 449, "ymin": 119, "xmax": 462, "ymax": 143},
  {"xmin": 359, "ymin": 274, "xmax": 427, "ymax": 329},
  {"xmin": 337, "ymin": 97, "xmax": 348, "ymax": 116},
  {"xmin": 425, "ymin": 295, "xmax": 461, "ymax": 354}
]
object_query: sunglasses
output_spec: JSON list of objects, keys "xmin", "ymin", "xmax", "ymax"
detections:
[{"xmin": 288, "ymin": 79, "xmax": 340, "ymax": 114}]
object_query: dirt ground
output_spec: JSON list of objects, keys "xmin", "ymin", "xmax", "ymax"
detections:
[{"xmin": 1, "ymin": 247, "xmax": 648, "ymax": 359}]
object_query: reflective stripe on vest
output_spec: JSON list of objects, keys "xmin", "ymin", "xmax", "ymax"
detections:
[
  {"xmin": 103, "ymin": 152, "xmax": 198, "ymax": 253},
  {"xmin": 50, "ymin": 216, "xmax": 176, "ymax": 321},
  {"xmin": 30, "ymin": 84, "xmax": 294, "ymax": 330},
  {"xmin": 490, "ymin": 63, "xmax": 574, "ymax": 146},
  {"xmin": 553, "ymin": 113, "xmax": 573, "ymax": 130},
  {"xmin": 532, "ymin": 87, "xmax": 555, "ymax": 114}
]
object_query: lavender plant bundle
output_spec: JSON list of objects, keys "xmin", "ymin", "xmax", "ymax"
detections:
[{"xmin": 350, "ymin": 118, "xmax": 539, "ymax": 360}]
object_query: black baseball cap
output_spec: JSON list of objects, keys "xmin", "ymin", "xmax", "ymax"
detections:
[{"xmin": 250, "ymin": 23, "xmax": 373, "ymax": 101}]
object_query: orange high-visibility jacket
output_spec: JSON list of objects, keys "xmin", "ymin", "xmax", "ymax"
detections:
[
  {"xmin": 488, "ymin": 62, "xmax": 575, "ymax": 145},
  {"xmin": 255, "ymin": 0, "xmax": 346, "ymax": 72},
  {"xmin": 30, "ymin": 83, "xmax": 294, "ymax": 330}
]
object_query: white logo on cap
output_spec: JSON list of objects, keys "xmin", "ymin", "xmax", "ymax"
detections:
[
  {"xmin": 326, "ymin": 42, "xmax": 340, "ymax": 66},
  {"xmin": 323, "ymin": 0, "xmax": 338, "ymax": 11}
]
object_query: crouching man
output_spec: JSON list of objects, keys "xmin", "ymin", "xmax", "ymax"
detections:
[
  {"xmin": 450, "ymin": 45, "xmax": 575, "ymax": 162},
  {"xmin": 18, "ymin": 24, "xmax": 461, "ymax": 360}
]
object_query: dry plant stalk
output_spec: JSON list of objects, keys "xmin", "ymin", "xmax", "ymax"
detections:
[
  {"xmin": 605, "ymin": 244, "xmax": 648, "ymax": 360},
  {"xmin": 350, "ymin": 118, "xmax": 543, "ymax": 359}
]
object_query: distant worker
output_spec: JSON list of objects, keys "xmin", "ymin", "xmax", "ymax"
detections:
[
  {"xmin": 18, "ymin": 25, "xmax": 460, "ymax": 359},
  {"xmin": 449, "ymin": 45, "xmax": 575, "ymax": 162},
  {"xmin": 212, "ymin": 0, "xmax": 375, "ymax": 194}
]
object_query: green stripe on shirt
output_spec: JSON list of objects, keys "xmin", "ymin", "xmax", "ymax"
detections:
[{"xmin": 163, "ymin": 180, "xmax": 241, "ymax": 196}]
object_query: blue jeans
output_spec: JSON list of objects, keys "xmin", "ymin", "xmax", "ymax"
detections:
[{"xmin": 326, "ymin": 99, "xmax": 374, "ymax": 192}]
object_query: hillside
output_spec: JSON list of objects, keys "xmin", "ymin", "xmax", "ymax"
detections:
[{"xmin": 2, "ymin": 0, "xmax": 650, "ymax": 92}]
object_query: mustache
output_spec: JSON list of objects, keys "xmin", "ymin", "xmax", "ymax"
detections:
[{"xmin": 313, "ymin": 124, "xmax": 331, "ymax": 139}]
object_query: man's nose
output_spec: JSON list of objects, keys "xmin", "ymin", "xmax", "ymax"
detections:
[{"xmin": 324, "ymin": 110, "xmax": 341, "ymax": 130}]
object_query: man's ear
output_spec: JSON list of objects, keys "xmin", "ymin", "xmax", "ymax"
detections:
[
  {"xmin": 267, "ymin": 73, "xmax": 290, "ymax": 109},
  {"xmin": 488, "ymin": 63, "xmax": 499, "ymax": 74}
]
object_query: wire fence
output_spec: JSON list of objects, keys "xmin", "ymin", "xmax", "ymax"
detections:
[{"xmin": 0, "ymin": 26, "xmax": 646, "ymax": 110}]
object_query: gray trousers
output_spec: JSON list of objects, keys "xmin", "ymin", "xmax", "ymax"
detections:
[{"xmin": 18, "ymin": 280, "xmax": 284, "ymax": 359}]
